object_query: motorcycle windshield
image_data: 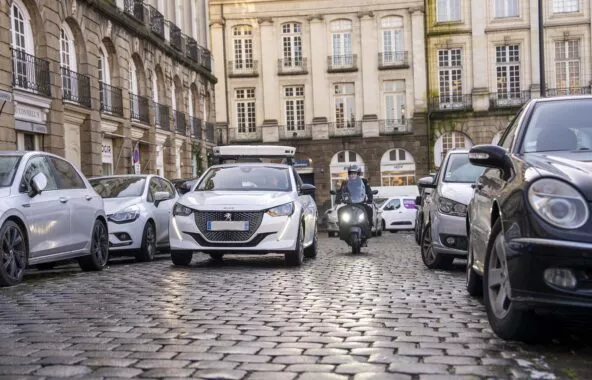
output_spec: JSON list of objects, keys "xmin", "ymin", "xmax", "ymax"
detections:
[{"xmin": 345, "ymin": 178, "xmax": 366, "ymax": 203}]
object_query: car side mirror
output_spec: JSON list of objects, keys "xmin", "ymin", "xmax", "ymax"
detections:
[
  {"xmin": 29, "ymin": 172, "xmax": 48, "ymax": 197},
  {"xmin": 299, "ymin": 183, "xmax": 316, "ymax": 195},
  {"xmin": 154, "ymin": 191, "xmax": 171, "ymax": 207},
  {"xmin": 469, "ymin": 144, "xmax": 513, "ymax": 181},
  {"xmin": 415, "ymin": 196, "xmax": 422, "ymax": 206},
  {"xmin": 417, "ymin": 176, "xmax": 436, "ymax": 189}
]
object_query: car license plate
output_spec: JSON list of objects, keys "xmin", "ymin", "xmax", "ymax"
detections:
[{"xmin": 207, "ymin": 221, "xmax": 249, "ymax": 231}]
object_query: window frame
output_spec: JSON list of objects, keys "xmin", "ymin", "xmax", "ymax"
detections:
[
  {"xmin": 281, "ymin": 22, "xmax": 303, "ymax": 67},
  {"xmin": 232, "ymin": 25, "xmax": 254, "ymax": 70},
  {"xmin": 235, "ymin": 88, "xmax": 256, "ymax": 134},
  {"xmin": 284, "ymin": 86, "xmax": 305, "ymax": 131},
  {"xmin": 436, "ymin": 0, "xmax": 461, "ymax": 22},
  {"xmin": 333, "ymin": 83, "xmax": 356, "ymax": 129},
  {"xmin": 438, "ymin": 48, "xmax": 463, "ymax": 105},
  {"xmin": 495, "ymin": 0, "xmax": 519, "ymax": 18},
  {"xmin": 552, "ymin": 0, "xmax": 579, "ymax": 13}
]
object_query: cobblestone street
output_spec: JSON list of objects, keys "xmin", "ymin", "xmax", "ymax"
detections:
[{"xmin": 0, "ymin": 233, "xmax": 591, "ymax": 379}]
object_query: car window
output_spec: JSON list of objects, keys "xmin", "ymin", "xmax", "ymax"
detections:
[
  {"xmin": 49, "ymin": 157, "xmax": 86, "ymax": 190},
  {"xmin": 147, "ymin": 177, "xmax": 161, "ymax": 202},
  {"xmin": 20, "ymin": 156, "xmax": 58, "ymax": 193},
  {"xmin": 196, "ymin": 166, "xmax": 292, "ymax": 191},
  {"xmin": 443, "ymin": 154, "xmax": 486, "ymax": 183},
  {"xmin": 159, "ymin": 178, "xmax": 176, "ymax": 197},
  {"xmin": 0, "ymin": 156, "xmax": 21, "ymax": 187},
  {"xmin": 90, "ymin": 177, "xmax": 146, "ymax": 198},
  {"xmin": 499, "ymin": 107, "xmax": 524, "ymax": 151},
  {"xmin": 387, "ymin": 199, "xmax": 401, "ymax": 210}
]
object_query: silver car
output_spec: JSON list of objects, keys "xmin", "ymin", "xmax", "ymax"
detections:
[
  {"xmin": 418, "ymin": 149, "xmax": 485, "ymax": 269},
  {"xmin": 0, "ymin": 151, "xmax": 108, "ymax": 286}
]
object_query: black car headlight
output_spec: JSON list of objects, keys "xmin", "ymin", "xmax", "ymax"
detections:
[
  {"xmin": 438, "ymin": 197, "xmax": 467, "ymax": 217},
  {"xmin": 173, "ymin": 203, "xmax": 193, "ymax": 217},
  {"xmin": 528, "ymin": 178, "xmax": 589, "ymax": 229}
]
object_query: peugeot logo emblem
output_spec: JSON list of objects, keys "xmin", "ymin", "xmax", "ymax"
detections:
[{"xmin": 224, "ymin": 213, "xmax": 232, "ymax": 222}]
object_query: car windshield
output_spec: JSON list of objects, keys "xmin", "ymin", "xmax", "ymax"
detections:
[
  {"xmin": 196, "ymin": 166, "xmax": 292, "ymax": 191},
  {"xmin": 523, "ymin": 98, "xmax": 592, "ymax": 153},
  {"xmin": 90, "ymin": 177, "xmax": 146, "ymax": 198},
  {"xmin": 0, "ymin": 156, "xmax": 21, "ymax": 187},
  {"xmin": 443, "ymin": 154, "xmax": 485, "ymax": 183}
]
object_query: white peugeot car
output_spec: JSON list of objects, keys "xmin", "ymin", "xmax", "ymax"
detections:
[
  {"xmin": 89, "ymin": 175, "xmax": 178, "ymax": 261},
  {"xmin": 169, "ymin": 145, "xmax": 318, "ymax": 266}
]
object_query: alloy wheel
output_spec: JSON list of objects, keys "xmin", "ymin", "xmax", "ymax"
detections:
[
  {"xmin": 92, "ymin": 221, "xmax": 109, "ymax": 267},
  {"xmin": 1, "ymin": 223, "xmax": 26, "ymax": 283},
  {"xmin": 487, "ymin": 232, "xmax": 511, "ymax": 319},
  {"xmin": 421, "ymin": 225, "xmax": 436, "ymax": 264}
]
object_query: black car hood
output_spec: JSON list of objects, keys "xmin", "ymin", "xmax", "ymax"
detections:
[{"xmin": 524, "ymin": 151, "xmax": 592, "ymax": 200}]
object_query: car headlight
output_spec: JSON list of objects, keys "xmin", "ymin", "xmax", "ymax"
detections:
[
  {"xmin": 108, "ymin": 206, "xmax": 140, "ymax": 223},
  {"xmin": 173, "ymin": 203, "xmax": 193, "ymax": 217},
  {"xmin": 528, "ymin": 178, "xmax": 589, "ymax": 229},
  {"xmin": 438, "ymin": 197, "xmax": 467, "ymax": 217},
  {"xmin": 267, "ymin": 202, "xmax": 294, "ymax": 217}
]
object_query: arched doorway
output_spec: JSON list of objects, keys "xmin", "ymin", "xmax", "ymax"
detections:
[
  {"xmin": 330, "ymin": 150, "xmax": 365, "ymax": 206},
  {"xmin": 380, "ymin": 149, "xmax": 416, "ymax": 186},
  {"xmin": 433, "ymin": 131, "xmax": 473, "ymax": 168}
]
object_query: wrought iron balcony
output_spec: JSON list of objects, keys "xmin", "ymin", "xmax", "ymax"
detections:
[
  {"xmin": 123, "ymin": 0, "xmax": 145, "ymax": 22},
  {"xmin": 154, "ymin": 102, "xmax": 170, "ymax": 130},
  {"xmin": 378, "ymin": 51, "xmax": 409, "ymax": 69},
  {"xmin": 190, "ymin": 116, "xmax": 202, "ymax": 139},
  {"xmin": 489, "ymin": 91, "xmax": 531, "ymax": 109},
  {"xmin": 200, "ymin": 48, "xmax": 212, "ymax": 71},
  {"xmin": 186, "ymin": 38, "xmax": 199, "ymax": 61},
  {"xmin": 11, "ymin": 48, "xmax": 51, "ymax": 97},
  {"xmin": 328, "ymin": 121, "xmax": 363, "ymax": 137},
  {"xmin": 378, "ymin": 119, "xmax": 412, "ymax": 134},
  {"xmin": 544, "ymin": 87, "xmax": 592, "ymax": 97},
  {"xmin": 228, "ymin": 60, "xmax": 258, "ymax": 77},
  {"xmin": 147, "ymin": 5, "xmax": 164, "ymax": 39},
  {"xmin": 169, "ymin": 22, "xmax": 182, "ymax": 51},
  {"xmin": 130, "ymin": 93, "xmax": 150, "ymax": 124},
  {"xmin": 279, "ymin": 124, "xmax": 312, "ymax": 140},
  {"xmin": 174, "ymin": 110, "xmax": 186, "ymax": 134},
  {"xmin": 205, "ymin": 122, "xmax": 215, "ymax": 142},
  {"xmin": 99, "ymin": 82, "xmax": 123, "ymax": 117},
  {"xmin": 429, "ymin": 95, "xmax": 473, "ymax": 112},
  {"xmin": 278, "ymin": 58, "xmax": 308, "ymax": 75},
  {"xmin": 61, "ymin": 67, "xmax": 91, "ymax": 108},
  {"xmin": 327, "ymin": 55, "xmax": 357, "ymax": 72}
]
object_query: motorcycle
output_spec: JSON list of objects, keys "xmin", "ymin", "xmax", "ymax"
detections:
[{"xmin": 330, "ymin": 178, "xmax": 377, "ymax": 254}]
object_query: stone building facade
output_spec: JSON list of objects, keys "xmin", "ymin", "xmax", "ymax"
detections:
[
  {"xmin": 209, "ymin": 0, "xmax": 428, "ymax": 212},
  {"xmin": 426, "ymin": 0, "xmax": 592, "ymax": 169},
  {"xmin": 0, "ymin": 0, "xmax": 216, "ymax": 180}
]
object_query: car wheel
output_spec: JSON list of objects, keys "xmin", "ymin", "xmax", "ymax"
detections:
[
  {"xmin": 484, "ymin": 220, "xmax": 544, "ymax": 343},
  {"xmin": 171, "ymin": 250, "xmax": 192, "ymax": 266},
  {"xmin": 420, "ymin": 222, "xmax": 453, "ymax": 269},
  {"xmin": 378, "ymin": 220, "xmax": 384, "ymax": 236},
  {"xmin": 136, "ymin": 221, "xmax": 156, "ymax": 262},
  {"xmin": 414, "ymin": 215, "xmax": 422, "ymax": 245},
  {"xmin": 209, "ymin": 253, "xmax": 224, "ymax": 261},
  {"xmin": 0, "ymin": 220, "xmax": 28, "ymax": 287},
  {"xmin": 466, "ymin": 231, "xmax": 483, "ymax": 297},
  {"xmin": 304, "ymin": 224, "xmax": 318, "ymax": 258},
  {"xmin": 285, "ymin": 223, "xmax": 304, "ymax": 266},
  {"xmin": 79, "ymin": 219, "xmax": 109, "ymax": 272}
]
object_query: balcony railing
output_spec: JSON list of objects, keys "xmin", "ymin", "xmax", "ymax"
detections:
[
  {"xmin": 174, "ymin": 110, "xmax": 186, "ymax": 134},
  {"xmin": 489, "ymin": 91, "xmax": 531, "ymax": 109},
  {"xmin": 378, "ymin": 51, "xmax": 409, "ymax": 69},
  {"xmin": 190, "ymin": 116, "xmax": 202, "ymax": 139},
  {"xmin": 61, "ymin": 67, "xmax": 91, "ymax": 108},
  {"xmin": 205, "ymin": 122, "xmax": 215, "ymax": 142},
  {"xmin": 11, "ymin": 48, "xmax": 51, "ymax": 97},
  {"xmin": 544, "ymin": 87, "xmax": 592, "ymax": 97},
  {"xmin": 278, "ymin": 58, "xmax": 308, "ymax": 75},
  {"xmin": 228, "ymin": 60, "xmax": 258, "ymax": 77},
  {"xmin": 187, "ymin": 38, "xmax": 199, "ymax": 61},
  {"xmin": 429, "ymin": 95, "xmax": 473, "ymax": 111},
  {"xmin": 279, "ymin": 124, "xmax": 312, "ymax": 140},
  {"xmin": 327, "ymin": 55, "xmax": 357, "ymax": 72},
  {"xmin": 200, "ymin": 48, "xmax": 212, "ymax": 71},
  {"xmin": 147, "ymin": 5, "xmax": 164, "ymax": 39},
  {"xmin": 124, "ymin": 0, "xmax": 145, "ymax": 22},
  {"xmin": 99, "ymin": 82, "xmax": 123, "ymax": 117},
  {"xmin": 328, "ymin": 121, "xmax": 363, "ymax": 137},
  {"xmin": 378, "ymin": 119, "xmax": 411, "ymax": 134},
  {"xmin": 130, "ymin": 93, "xmax": 150, "ymax": 124},
  {"xmin": 169, "ymin": 23, "xmax": 182, "ymax": 51},
  {"xmin": 154, "ymin": 102, "xmax": 170, "ymax": 130}
]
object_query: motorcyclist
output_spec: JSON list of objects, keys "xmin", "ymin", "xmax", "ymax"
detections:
[{"xmin": 340, "ymin": 164, "xmax": 374, "ymax": 227}]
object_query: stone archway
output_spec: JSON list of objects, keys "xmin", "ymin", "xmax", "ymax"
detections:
[
  {"xmin": 380, "ymin": 149, "xmax": 416, "ymax": 186},
  {"xmin": 433, "ymin": 131, "xmax": 473, "ymax": 168},
  {"xmin": 329, "ymin": 150, "xmax": 365, "ymax": 206}
]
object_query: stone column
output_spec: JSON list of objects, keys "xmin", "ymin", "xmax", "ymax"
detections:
[
  {"xmin": 308, "ymin": 15, "xmax": 329, "ymax": 139},
  {"xmin": 411, "ymin": 8, "xmax": 427, "ymax": 113},
  {"xmin": 258, "ymin": 17, "xmax": 279, "ymax": 142},
  {"xmin": 530, "ymin": 0, "xmax": 542, "ymax": 97},
  {"xmin": 359, "ymin": 12, "xmax": 379, "ymax": 138},
  {"xmin": 210, "ymin": 20, "xmax": 227, "ymax": 127},
  {"xmin": 471, "ymin": 2, "xmax": 489, "ymax": 111},
  {"xmin": 0, "ymin": 0, "xmax": 15, "ymax": 150}
]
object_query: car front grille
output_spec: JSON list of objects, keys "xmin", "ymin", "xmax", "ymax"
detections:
[{"xmin": 194, "ymin": 211, "xmax": 264, "ymax": 242}]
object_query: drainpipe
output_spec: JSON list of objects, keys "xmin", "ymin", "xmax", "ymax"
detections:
[
  {"xmin": 538, "ymin": 0, "xmax": 546, "ymax": 95},
  {"xmin": 424, "ymin": 5, "xmax": 432, "ymax": 175},
  {"xmin": 220, "ymin": 5, "xmax": 230, "ymax": 144}
]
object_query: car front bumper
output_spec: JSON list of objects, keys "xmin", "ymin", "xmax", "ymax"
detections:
[
  {"xmin": 327, "ymin": 220, "xmax": 339, "ymax": 232},
  {"xmin": 107, "ymin": 219, "xmax": 144, "ymax": 251},
  {"xmin": 431, "ymin": 211, "xmax": 467, "ymax": 256}
]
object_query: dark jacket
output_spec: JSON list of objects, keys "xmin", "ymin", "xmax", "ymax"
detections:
[{"xmin": 336, "ymin": 178, "xmax": 373, "ymax": 204}]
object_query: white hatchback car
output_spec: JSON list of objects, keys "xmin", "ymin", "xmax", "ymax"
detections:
[
  {"xmin": 89, "ymin": 175, "xmax": 178, "ymax": 261},
  {"xmin": 169, "ymin": 145, "xmax": 318, "ymax": 266},
  {"xmin": 0, "ymin": 151, "xmax": 108, "ymax": 286},
  {"xmin": 378, "ymin": 196, "xmax": 418, "ymax": 232}
]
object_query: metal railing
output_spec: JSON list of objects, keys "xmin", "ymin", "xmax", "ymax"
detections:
[
  {"xmin": 61, "ymin": 67, "xmax": 91, "ymax": 108},
  {"xmin": 99, "ymin": 82, "xmax": 124, "ymax": 117},
  {"xmin": 130, "ymin": 93, "xmax": 150, "ymax": 123},
  {"xmin": 11, "ymin": 48, "xmax": 51, "ymax": 97},
  {"xmin": 429, "ymin": 95, "xmax": 473, "ymax": 111},
  {"xmin": 544, "ymin": 87, "xmax": 592, "ymax": 97},
  {"xmin": 154, "ymin": 102, "xmax": 170, "ymax": 130},
  {"xmin": 200, "ymin": 48, "xmax": 212, "ymax": 71},
  {"xmin": 227, "ymin": 60, "xmax": 258, "ymax": 77},
  {"xmin": 174, "ymin": 110, "xmax": 186, "ymax": 134},
  {"xmin": 190, "ymin": 116, "xmax": 202, "ymax": 139},
  {"xmin": 205, "ymin": 122, "xmax": 215, "ymax": 142},
  {"xmin": 278, "ymin": 58, "xmax": 307, "ymax": 74},
  {"xmin": 279, "ymin": 124, "xmax": 312, "ymax": 140},
  {"xmin": 378, "ymin": 51, "xmax": 409, "ymax": 68},
  {"xmin": 169, "ymin": 23, "xmax": 182, "ymax": 51},
  {"xmin": 327, "ymin": 55, "xmax": 357, "ymax": 72},
  {"xmin": 123, "ymin": 0, "xmax": 145, "ymax": 22},
  {"xmin": 147, "ymin": 5, "xmax": 164, "ymax": 38},
  {"xmin": 328, "ymin": 121, "xmax": 363, "ymax": 137},
  {"xmin": 378, "ymin": 119, "xmax": 411, "ymax": 134},
  {"xmin": 489, "ymin": 91, "xmax": 531, "ymax": 108},
  {"xmin": 187, "ymin": 38, "xmax": 199, "ymax": 61}
]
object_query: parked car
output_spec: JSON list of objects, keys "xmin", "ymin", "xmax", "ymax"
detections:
[
  {"xmin": 171, "ymin": 178, "xmax": 199, "ymax": 195},
  {"xmin": 89, "ymin": 175, "xmax": 178, "ymax": 262},
  {"xmin": 419, "ymin": 150, "xmax": 485, "ymax": 269},
  {"xmin": 169, "ymin": 145, "xmax": 318, "ymax": 266},
  {"xmin": 378, "ymin": 195, "xmax": 417, "ymax": 233},
  {"xmin": 326, "ymin": 200, "xmax": 382, "ymax": 237},
  {"xmin": 466, "ymin": 96, "xmax": 592, "ymax": 342},
  {"xmin": 0, "ymin": 151, "xmax": 108, "ymax": 286},
  {"xmin": 414, "ymin": 174, "xmax": 437, "ymax": 245}
]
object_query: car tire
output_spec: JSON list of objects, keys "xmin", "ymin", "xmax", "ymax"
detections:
[
  {"xmin": 136, "ymin": 221, "xmax": 156, "ymax": 262},
  {"xmin": 420, "ymin": 222, "xmax": 453, "ymax": 269},
  {"xmin": 483, "ymin": 220, "xmax": 545, "ymax": 343},
  {"xmin": 304, "ymin": 224, "xmax": 318, "ymax": 258},
  {"xmin": 209, "ymin": 253, "xmax": 224, "ymax": 261},
  {"xmin": 378, "ymin": 220, "xmax": 384, "ymax": 236},
  {"xmin": 79, "ymin": 219, "xmax": 109, "ymax": 272},
  {"xmin": 414, "ymin": 214, "xmax": 422, "ymax": 245},
  {"xmin": 466, "ymin": 231, "xmax": 483, "ymax": 297},
  {"xmin": 171, "ymin": 250, "xmax": 192, "ymax": 266},
  {"xmin": 0, "ymin": 220, "xmax": 28, "ymax": 287},
  {"xmin": 285, "ymin": 223, "xmax": 304, "ymax": 266}
]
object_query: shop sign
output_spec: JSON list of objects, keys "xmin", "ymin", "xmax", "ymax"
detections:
[
  {"xmin": 15, "ymin": 104, "xmax": 45, "ymax": 124},
  {"xmin": 102, "ymin": 139, "xmax": 113, "ymax": 164}
]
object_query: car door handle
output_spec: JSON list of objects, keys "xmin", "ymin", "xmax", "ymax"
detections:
[
  {"xmin": 22, "ymin": 203, "xmax": 30, "ymax": 208},
  {"xmin": 85, "ymin": 195, "xmax": 93, "ymax": 201},
  {"xmin": 59, "ymin": 197, "xmax": 68, "ymax": 204}
]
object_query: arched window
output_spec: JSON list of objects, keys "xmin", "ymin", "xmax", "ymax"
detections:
[
  {"xmin": 98, "ymin": 45, "xmax": 110, "ymax": 84},
  {"xmin": 434, "ymin": 131, "xmax": 473, "ymax": 167},
  {"xmin": 380, "ymin": 149, "xmax": 416, "ymax": 186},
  {"xmin": 128, "ymin": 59, "xmax": 138, "ymax": 95},
  {"xmin": 232, "ymin": 25, "xmax": 253, "ymax": 69},
  {"xmin": 152, "ymin": 70, "xmax": 159, "ymax": 103},
  {"xmin": 60, "ymin": 23, "xmax": 78, "ymax": 100},
  {"xmin": 10, "ymin": 0, "xmax": 33, "ymax": 54},
  {"xmin": 330, "ymin": 19, "xmax": 352, "ymax": 66},
  {"xmin": 171, "ymin": 81, "xmax": 177, "ymax": 111},
  {"xmin": 329, "ymin": 150, "xmax": 365, "ymax": 206},
  {"xmin": 281, "ymin": 22, "xmax": 302, "ymax": 68},
  {"xmin": 381, "ymin": 16, "xmax": 404, "ymax": 65}
]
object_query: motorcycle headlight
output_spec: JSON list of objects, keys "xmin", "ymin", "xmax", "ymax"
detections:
[
  {"xmin": 358, "ymin": 212, "xmax": 365, "ymax": 222},
  {"xmin": 267, "ymin": 202, "xmax": 294, "ymax": 217},
  {"xmin": 438, "ymin": 197, "xmax": 467, "ymax": 217},
  {"xmin": 108, "ymin": 206, "xmax": 140, "ymax": 223},
  {"xmin": 340, "ymin": 212, "xmax": 351, "ymax": 223},
  {"xmin": 173, "ymin": 203, "xmax": 193, "ymax": 217},
  {"xmin": 528, "ymin": 178, "xmax": 589, "ymax": 229}
]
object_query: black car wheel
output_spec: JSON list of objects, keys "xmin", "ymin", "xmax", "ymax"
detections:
[
  {"xmin": 420, "ymin": 222, "xmax": 453, "ymax": 269},
  {"xmin": 209, "ymin": 253, "xmax": 224, "ymax": 261},
  {"xmin": 79, "ymin": 219, "xmax": 109, "ymax": 271},
  {"xmin": 0, "ymin": 221, "xmax": 27, "ymax": 287},
  {"xmin": 285, "ymin": 224, "xmax": 304, "ymax": 266},
  {"xmin": 466, "ymin": 231, "xmax": 483, "ymax": 297},
  {"xmin": 414, "ymin": 213, "xmax": 422, "ymax": 245},
  {"xmin": 171, "ymin": 250, "xmax": 192, "ymax": 266},
  {"xmin": 304, "ymin": 224, "xmax": 318, "ymax": 258},
  {"xmin": 136, "ymin": 222, "xmax": 156, "ymax": 262}
]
